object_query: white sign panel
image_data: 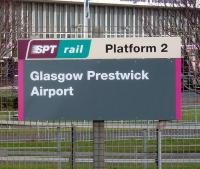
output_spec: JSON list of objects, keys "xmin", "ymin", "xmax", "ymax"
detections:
[
  {"xmin": 89, "ymin": 37, "xmax": 181, "ymax": 59},
  {"xmin": 26, "ymin": 37, "xmax": 181, "ymax": 60}
]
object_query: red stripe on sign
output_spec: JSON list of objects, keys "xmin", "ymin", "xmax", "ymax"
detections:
[
  {"xmin": 176, "ymin": 58, "xmax": 182, "ymax": 120},
  {"xmin": 18, "ymin": 60, "xmax": 24, "ymax": 121}
]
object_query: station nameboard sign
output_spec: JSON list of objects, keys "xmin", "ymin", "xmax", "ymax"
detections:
[{"xmin": 18, "ymin": 37, "xmax": 182, "ymax": 121}]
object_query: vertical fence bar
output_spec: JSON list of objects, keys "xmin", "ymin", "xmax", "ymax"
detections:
[
  {"xmin": 57, "ymin": 126, "xmax": 61, "ymax": 169},
  {"xmin": 71, "ymin": 124, "xmax": 76, "ymax": 169},
  {"xmin": 143, "ymin": 129, "xmax": 148, "ymax": 169},
  {"xmin": 93, "ymin": 120, "xmax": 105, "ymax": 169},
  {"xmin": 156, "ymin": 121, "xmax": 162, "ymax": 169}
]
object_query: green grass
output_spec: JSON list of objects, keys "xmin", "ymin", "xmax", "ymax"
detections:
[
  {"xmin": 106, "ymin": 138, "xmax": 200, "ymax": 153},
  {"xmin": 0, "ymin": 163, "xmax": 200, "ymax": 169},
  {"xmin": 0, "ymin": 128, "xmax": 72, "ymax": 137},
  {"xmin": 182, "ymin": 109, "xmax": 200, "ymax": 121},
  {"xmin": 0, "ymin": 89, "xmax": 17, "ymax": 97},
  {"xmin": 0, "ymin": 163, "xmax": 78, "ymax": 169},
  {"xmin": 0, "ymin": 111, "xmax": 17, "ymax": 120}
]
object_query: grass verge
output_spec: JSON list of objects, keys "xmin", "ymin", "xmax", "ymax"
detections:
[{"xmin": 0, "ymin": 163, "xmax": 200, "ymax": 169}]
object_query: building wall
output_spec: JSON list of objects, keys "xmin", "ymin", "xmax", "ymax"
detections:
[{"xmin": 16, "ymin": 1, "xmax": 187, "ymax": 38}]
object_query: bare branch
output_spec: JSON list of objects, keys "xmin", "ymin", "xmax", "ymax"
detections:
[{"xmin": 143, "ymin": 0, "xmax": 200, "ymax": 93}]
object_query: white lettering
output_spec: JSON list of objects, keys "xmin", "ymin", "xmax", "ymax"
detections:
[
  {"xmin": 86, "ymin": 70, "xmax": 150, "ymax": 81},
  {"xmin": 134, "ymin": 73, "xmax": 141, "ymax": 80},
  {"xmin": 30, "ymin": 86, "xmax": 74, "ymax": 98},
  {"xmin": 87, "ymin": 71, "xmax": 96, "ymax": 80},
  {"xmin": 30, "ymin": 71, "xmax": 39, "ymax": 81},
  {"xmin": 42, "ymin": 45, "xmax": 50, "ymax": 53},
  {"xmin": 31, "ymin": 86, "xmax": 40, "ymax": 96},
  {"xmin": 50, "ymin": 45, "xmax": 57, "ymax": 53},
  {"xmin": 30, "ymin": 71, "xmax": 83, "ymax": 82}
]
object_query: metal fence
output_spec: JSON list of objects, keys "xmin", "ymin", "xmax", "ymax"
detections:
[{"xmin": 0, "ymin": 31, "xmax": 200, "ymax": 169}]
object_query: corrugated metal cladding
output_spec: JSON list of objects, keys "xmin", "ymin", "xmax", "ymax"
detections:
[{"xmin": 16, "ymin": 1, "xmax": 187, "ymax": 38}]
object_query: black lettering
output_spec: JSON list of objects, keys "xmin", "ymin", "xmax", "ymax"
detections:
[
  {"xmin": 117, "ymin": 46, "xmax": 123, "ymax": 53},
  {"xmin": 146, "ymin": 46, "xmax": 156, "ymax": 53},
  {"xmin": 161, "ymin": 43, "xmax": 168, "ymax": 52},
  {"xmin": 106, "ymin": 44, "xmax": 113, "ymax": 53}
]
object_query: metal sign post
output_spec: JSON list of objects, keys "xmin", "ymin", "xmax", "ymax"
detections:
[
  {"xmin": 156, "ymin": 121, "xmax": 166, "ymax": 169},
  {"xmin": 93, "ymin": 120, "xmax": 105, "ymax": 169},
  {"xmin": 71, "ymin": 124, "xmax": 76, "ymax": 169},
  {"xmin": 84, "ymin": 0, "xmax": 90, "ymax": 38}
]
